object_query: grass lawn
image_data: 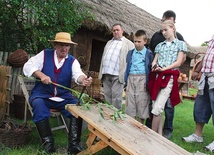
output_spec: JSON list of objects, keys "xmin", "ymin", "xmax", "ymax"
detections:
[{"xmin": 1, "ymin": 99, "xmax": 214, "ymax": 155}]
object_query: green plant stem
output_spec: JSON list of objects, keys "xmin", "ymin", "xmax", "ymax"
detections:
[{"xmin": 20, "ymin": 75, "xmax": 124, "ymax": 122}]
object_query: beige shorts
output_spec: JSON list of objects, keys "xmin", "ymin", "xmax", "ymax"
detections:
[
  {"xmin": 125, "ymin": 74, "xmax": 149, "ymax": 119},
  {"xmin": 151, "ymin": 79, "xmax": 173, "ymax": 115}
]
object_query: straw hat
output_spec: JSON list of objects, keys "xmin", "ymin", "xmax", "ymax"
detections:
[{"xmin": 49, "ymin": 32, "xmax": 77, "ymax": 45}]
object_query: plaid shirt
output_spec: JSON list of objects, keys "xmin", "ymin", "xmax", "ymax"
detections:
[
  {"xmin": 201, "ymin": 35, "xmax": 214, "ymax": 73},
  {"xmin": 155, "ymin": 39, "xmax": 187, "ymax": 68},
  {"xmin": 102, "ymin": 37, "xmax": 123, "ymax": 75}
]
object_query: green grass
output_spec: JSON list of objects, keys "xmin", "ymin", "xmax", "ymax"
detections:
[
  {"xmin": 171, "ymin": 99, "xmax": 213, "ymax": 154},
  {"xmin": 189, "ymin": 87, "xmax": 198, "ymax": 96},
  {"xmin": 1, "ymin": 99, "xmax": 214, "ymax": 155}
]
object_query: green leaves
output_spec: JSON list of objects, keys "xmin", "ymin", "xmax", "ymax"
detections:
[
  {"xmin": 0, "ymin": 0, "xmax": 93, "ymax": 53},
  {"xmin": 24, "ymin": 77, "xmax": 124, "ymax": 124}
]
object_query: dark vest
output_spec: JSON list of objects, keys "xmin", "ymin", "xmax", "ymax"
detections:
[{"xmin": 30, "ymin": 49, "xmax": 75, "ymax": 103}]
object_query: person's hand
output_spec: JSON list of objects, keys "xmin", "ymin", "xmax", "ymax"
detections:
[
  {"xmin": 82, "ymin": 77, "xmax": 93, "ymax": 86},
  {"xmin": 154, "ymin": 66, "xmax": 163, "ymax": 72},
  {"xmin": 152, "ymin": 63, "xmax": 163, "ymax": 72},
  {"xmin": 40, "ymin": 75, "xmax": 52, "ymax": 84},
  {"xmin": 191, "ymin": 71, "xmax": 200, "ymax": 81}
]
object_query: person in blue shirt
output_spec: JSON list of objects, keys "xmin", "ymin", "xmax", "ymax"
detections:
[{"xmin": 124, "ymin": 30, "xmax": 154, "ymax": 124}]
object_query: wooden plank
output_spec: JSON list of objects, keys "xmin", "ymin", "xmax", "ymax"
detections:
[
  {"xmin": 66, "ymin": 105, "xmax": 192, "ymax": 155},
  {"xmin": 6, "ymin": 66, "xmax": 12, "ymax": 116},
  {"xmin": 87, "ymin": 124, "xmax": 129, "ymax": 155},
  {"xmin": 86, "ymin": 132, "xmax": 96, "ymax": 148},
  {"xmin": 0, "ymin": 52, "xmax": 3, "ymax": 65},
  {"xmin": 79, "ymin": 133, "xmax": 108, "ymax": 155}
]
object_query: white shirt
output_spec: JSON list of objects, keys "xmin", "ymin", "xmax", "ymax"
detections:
[{"xmin": 23, "ymin": 50, "xmax": 84, "ymax": 84}]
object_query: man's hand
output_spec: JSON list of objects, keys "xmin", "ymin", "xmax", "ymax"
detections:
[
  {"xmin": 40, "ymin": 75, "xmax": 52, "ymax": 84},
  {"xmin": 33, "ymin": 70, "xmax": 52, "ymax": 84},
  {"xmin": 191, "ymin": 71, "xmax": 201, "ymax": 81},
  {"xmin": 82, "ymin": 76, "xmax": 93, "ymax": 86}
]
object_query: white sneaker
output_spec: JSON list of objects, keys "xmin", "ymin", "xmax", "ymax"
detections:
[
  {"xmin": 204, "ymin": 141, "xmax": 214, "ymax": 152},
  {"xmin": 182, "ymin": 133, "xmax": 203, "ymax": 143}
]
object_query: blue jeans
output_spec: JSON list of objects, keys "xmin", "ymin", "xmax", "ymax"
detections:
[
  {"xmin": 194, "ymin": 78, "xmax": 214, "ymax": 124},
  {"xmin": 163, "ymin": 98, "xmax": 174, "ymax": 132}
]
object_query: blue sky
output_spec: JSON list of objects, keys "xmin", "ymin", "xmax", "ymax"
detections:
[{"xmin": 128, "ymin": 0, "xmax": 214, "ymax": 46}]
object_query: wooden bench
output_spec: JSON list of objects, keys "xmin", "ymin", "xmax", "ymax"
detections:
[{"xmin": 66, "ymin": 104, "xmax": 192, "ymax": 155}]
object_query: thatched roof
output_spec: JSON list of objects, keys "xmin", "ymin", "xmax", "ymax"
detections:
[
  {"xmin": 80, "ymin": 0, "xmax": 160, "ymax": 37},
  {"xmin": 192, "ymin": 46, "xmax": 207, "ymax": 53},
  {"xmin": 190, "ymin": 46, "xmax": 207, "ymax": 66},
  {"xmin": 80, "ymin": 0, "xmax": 196, "ymax": 58}
]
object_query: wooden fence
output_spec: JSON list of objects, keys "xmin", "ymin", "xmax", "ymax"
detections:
[{"xmin": 0, "ymin": 51, "xmax": 35, "ymax": 118}]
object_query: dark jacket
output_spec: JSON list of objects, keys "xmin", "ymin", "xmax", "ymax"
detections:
[
  {"xmin": 124, "ymin": 48, "xmax": 154, "ymax": 90},
  {"xmin": 149, "ymin": 31, "xmax": 184, "ymax": 52}
]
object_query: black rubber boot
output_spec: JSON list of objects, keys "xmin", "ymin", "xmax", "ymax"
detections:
[
  {"xmin": 36, "ymin": 118, "xmax": 56, "ymax": 154},
  {"xmin": 68, "ymin": 117, "xmax": 84, "ymax": 155}
]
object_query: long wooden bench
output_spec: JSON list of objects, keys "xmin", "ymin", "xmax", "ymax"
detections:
[{"xmin": 66, "ymin": 104, "xmax": 192, "ymax": 155}]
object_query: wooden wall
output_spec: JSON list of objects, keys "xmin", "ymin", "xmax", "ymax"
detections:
[{"xmin": 71, "ymin": 28, "xmax": 111, "ymax": 72}]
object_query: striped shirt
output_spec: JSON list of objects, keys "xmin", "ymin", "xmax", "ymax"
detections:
[
  {"xmin": 201, "ymin": 35, "xmax": 214, "ymax": 73},
  {"xmin": 155, "ymin": 39, "xmax": 187, "ymax": 68},
  {"xmin": 102, "ymin": 37, "xmax": 123, "ymax": 75}
]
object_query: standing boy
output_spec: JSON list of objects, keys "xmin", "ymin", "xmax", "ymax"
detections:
[{"xmin": 124, "ymin": 30, "xmax": 154, "ymax": 123}]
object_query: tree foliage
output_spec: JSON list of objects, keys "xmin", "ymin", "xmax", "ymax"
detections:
[
  {"xmin": 201, "ymin": 42, "xmax": 208, "ymax": 46},
  {"xmin": 0, "ymin": 0, "xmax": 93, "ymax": 54}
]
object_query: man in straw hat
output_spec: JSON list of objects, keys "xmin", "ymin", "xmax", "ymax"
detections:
[{"xmin": 23, "ymin": 32, "xmax": 92, "ymax": 154}]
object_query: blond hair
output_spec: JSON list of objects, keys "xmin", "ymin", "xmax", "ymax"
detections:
[{"xmin": 162, "ymin": 20, "xmax": 177, "ymax": 38}]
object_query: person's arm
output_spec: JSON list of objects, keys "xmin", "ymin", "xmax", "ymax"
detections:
[
  {"xmin": 72, "ymin": 59, "xmax": 92, "ymax": 86},
  {"xmin": 155, "ymin": 51, "xmax": 184, "ymax": 72},
  {"xmin": 77, "ymin": 75, "xmax": 92, "ymax": 86},
  {"xmin": 151, "ymin": 53, "xmax": 158, "ymax": 71},
  {"xmin": 33, "ymin": 70, "xmax": 52, "ymax": 84},
  {"xmin": 182, "ymin": 53, "xmax": 186, "ymax": 64},
  {"xmin": 176, "ymin": 32, "xmax": 186, "ymax": 64},
  {"xmin": 23, "ymin": 50, "xmax": 53, "ymax": 85},
  {"xmin": 23, "ymin": 50, "xmax": 44, "ymax": 77}
]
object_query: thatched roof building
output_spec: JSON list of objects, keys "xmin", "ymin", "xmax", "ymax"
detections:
[
  {"xmin": 71, "ymin": 0, "xmax": 196, "ymax": 76},
  {"xmin": 80, "ymin": 0, "xmax": 196, "ymax": 57},
  {"xmin": 81, "ymin": 0, "xmax": 161, "ymax": 38}
]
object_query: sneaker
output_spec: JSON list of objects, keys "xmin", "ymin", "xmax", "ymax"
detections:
[
  {"xmin": 182, "ymin": 133, "xmax": 203, "ymax": 143},
  {"xmin": 163, "ymin": 130, "xmax": 172, "ymax": 139},
  {"xmin": 204, "ymin": 141, "xmax": 214, "ymax": 152}
]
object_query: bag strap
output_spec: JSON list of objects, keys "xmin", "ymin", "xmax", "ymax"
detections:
[{"xmin": 194, "ymin": 52, "xmax": 205, "ymax": 64}]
